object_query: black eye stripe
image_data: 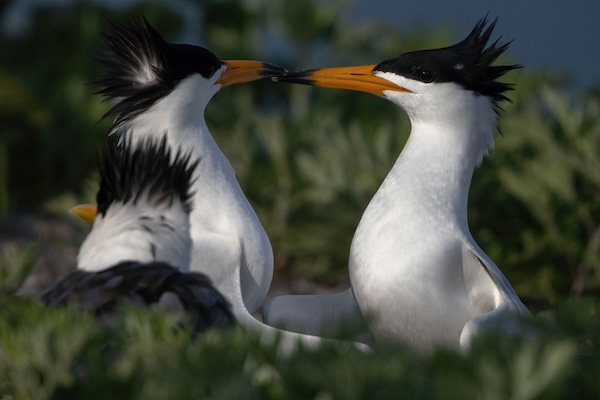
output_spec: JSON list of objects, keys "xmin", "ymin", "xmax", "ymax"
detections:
[
  {"xmin": 372, "ymin": 17, "xmax": 520, "ymax": 104},
  {"xmin": 94, "ymin": 19, "xmax": 224, "ymax": 134}
]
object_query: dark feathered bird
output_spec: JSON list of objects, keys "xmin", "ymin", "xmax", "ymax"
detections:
[
  {"xmin": 42, "ymin": 137, "xmax": 234, "ymax": 333},
  {"xmin": 43, "ymin": 261, "xmax": 234, "ymax": 333}
]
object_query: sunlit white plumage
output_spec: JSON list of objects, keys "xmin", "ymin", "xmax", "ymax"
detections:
[
  {"xmin": 94, "ymin": 19, "xmax": 281, "ymax": 316},
  {"xmin": 266, "ymin": 18, "xmax": 530, "ymax": 352},
  {"xmin": 45, "ymin": 138, "xmax": 235, "ymax": 332},
  {"xmin": 77, "ymin": 137, "xmax": 196, "ymax": 272},
  {"xmin": 93, "ymin": 19, "xmax": 368, "ymax": 353}
]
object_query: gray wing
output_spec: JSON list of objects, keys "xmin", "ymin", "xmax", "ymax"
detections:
[
  {"xmin": 460, "ymin": 241, "xmax": 531, "ymax": 349},
  {"xmin": 42, "ymin": 261, "xmax": 235, "ymax": 333}
]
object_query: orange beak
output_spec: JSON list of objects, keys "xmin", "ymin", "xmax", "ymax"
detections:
[
  {"xmin": 276, "ymin": 64, "xmax": 410, "ymax": 96},
  {"xmin": 217, "ymin": 60, "xmax": 286, "ymax": 87},
  {"xmin": 70, "ymin": 203, "xmax": 98, "ymax": 225}
]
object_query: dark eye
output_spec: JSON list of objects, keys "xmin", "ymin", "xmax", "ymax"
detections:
[{"xmin": 417, "ymin": 68, "xmax": 433, "ymax": 83}]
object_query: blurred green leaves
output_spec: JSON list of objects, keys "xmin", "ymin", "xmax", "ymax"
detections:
[
  {"xmin": 0, "ymin": 2, "xmax": 190, "ymax": 210},
  {"xmin": 0, "ymin": 0, "xmax": 598, "ymax": 304},
  {"xmin": 0, "ymin": 242, "xmax": 40, "ymax": 295},
  {"xmin": 471, "ymin": 83, "xmax": 600, "ymax": 304},
  {"xmin": 1, "ymin": 282, "xmax": 600, "ymax": 399},
  {"xmin": 1, "ymin": 1, "xmax": 599, "ymax": 397},
  {"xmin": 0, "ymin": 300, "xmax": 95, "ymax": 400},
  {"xmin": 498, "ymin": 87, "xmax": 600, "ymax": 299}
]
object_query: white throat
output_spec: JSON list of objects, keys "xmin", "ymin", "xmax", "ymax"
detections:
[
  {"xmin": 348, "ymin": 86, "xmax": 500, "ymax": 350},
  {"xmin": 115, "ymin": 71, "xmax": 274, "ymax": 314},
  {"xmin": 377, "ymin": 83, "xmax": 498, "ymax": 220}
]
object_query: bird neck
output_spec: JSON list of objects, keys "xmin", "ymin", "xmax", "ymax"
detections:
[
  {"xmin": 121, "ymin": 76, "xmax": 264, "ymax": 239},
  {"xmin": 381, "ymin": 105, "xmax": 497, "ymax": 224},
  {"xmin": 121, "ymin": 75, "xmax": 240, "ymax": 203}
]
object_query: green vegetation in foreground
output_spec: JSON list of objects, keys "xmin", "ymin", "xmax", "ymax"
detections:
[
  {"xmin": 1, "ymin": 265, "xmax": 600, "ymax": 399},
  {"xmin": 0, "ymin": 3, "xmax": 598, "ymax": 306},
  {"xmin": 0, "ymin": 0, "xmax": 600, "ymax": 305},
  {"xmin": 1, "ymin": 2, "xmax": 599, "ymax": 397}
]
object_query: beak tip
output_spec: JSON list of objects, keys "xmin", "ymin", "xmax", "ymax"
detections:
[
  {"xmin": 273, "ymin": 65, "xmax": 409, "ymax": 94},
  {"xmin": 273, "ymin": 73, "xmax": 314, "ymax": 86},
  {"xmin": 219, "ymin": 60, "xmax": 287, "ymax": 86},
  {"xmin": 259, "ymin": 63, "xmax": 288, "ymax": 79},
  {"xmin": 262, "ymin": 62, "xmax": 287, "ymax": 74},
  {"xmin": 70, "ymin": 203, "xmax": 98, "ymax": 225}
]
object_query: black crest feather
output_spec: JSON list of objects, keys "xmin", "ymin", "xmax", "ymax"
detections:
[
  {"xmin": 376, "ymin": 17, "xmax": 521, "ymax": 104},
  {"xmin": 94, "ymin": 18, "xmax": 223, "ymax": 133},
  {"xmin": 96, "ymin": 136, "xmax": 198, "ymax": 217},
  {"xmin": 42, "ymin": 261, "xmax": 235, "ymax": 333}
]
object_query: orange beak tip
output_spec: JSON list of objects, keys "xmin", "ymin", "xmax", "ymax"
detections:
[
  {"xmin": 276, "ymin": 65, "xmax": 409, "ymax": 95},
  {"xmin": 218, "ymin": 60, "xmax": 287, "ymax": 86},
  {"xmin": 261, "ymin": 61, "xmax": 287, "ymax": 75},
  {"xmin": 70, "ymin": 203, "xmax": 98, "ymax": 225}
]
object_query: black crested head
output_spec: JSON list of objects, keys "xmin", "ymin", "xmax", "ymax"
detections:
[
  {"xmin": 96, "ymin": 136, "xmax": 198, "ymax": 217},
  {"xmin": 94, "ymin": 18, "xmax": 224, "ymax": 133},
  {"xmin": 375, "ymin": 17, "xmax": 521, "ymax": 104}
]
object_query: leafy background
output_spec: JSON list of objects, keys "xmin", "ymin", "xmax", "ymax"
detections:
[{"xmin": 0, "ymin": 1, "xmax": 599, "ymax": 397}]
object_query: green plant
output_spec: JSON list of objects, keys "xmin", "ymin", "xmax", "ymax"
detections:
[
  {"xmin": 470, "ymin": 81, "xmax": 600, "ymax": 304},
  {"xmin": 1, "ymin": 0, "xmax": 598, "ymax": 304}
]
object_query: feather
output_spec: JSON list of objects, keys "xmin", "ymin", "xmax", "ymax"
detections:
[
  {"xmin": 94, "ymin": 18, "xmax": 224, "ymax": 133},
  {"xmin": 42, "ymin": 261, "xmax": 235, "ymax": 333},
  {"xmin": 96, "ymin": 136, "xmax": 198, "ymax": 217},
  {"xmin": 375, "ymin": 17, "xmax": 521, "ymax": 107}
]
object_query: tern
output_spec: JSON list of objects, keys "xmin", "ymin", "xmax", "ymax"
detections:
[
  {"xmin": 266, "ymin": 18, "xmax": 530, "ymax": 352},
  {"xmin": 43, "ymin": 137, "xmax": 234, "ymax": 332},
  {"xmin": 92, "ymin": 18, "xmax": 282, "ymax": 317},
  {"xmin": 67, "ymin": 137, "xmax": 368, "ymax": 354},
  {"xmin": 85, "ymin": 19, "xmax": 367, "ymax": 353}
]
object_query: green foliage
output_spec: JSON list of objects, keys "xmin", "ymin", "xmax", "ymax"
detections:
[
  {"xmin": 0, "ymin": 243, "xmax": 40, "ymax": 295},
  {"xmin": 0, "ymin": 299, "xmax": 96, "ymax": 400},
  {"xmin": 2, "ymin": 250, "xmax": 599, "ymax": 399},
  {"xmin": 502, "ymin": 87, "xmax": 600, "ymax": 298},
  {"xmin": 1, "ymin": 0, "xmax": 598, "ymax": 303},
  {"xmin": 471, "ymin": 83, "xmax": 600, "ymax": 304},
  {"xmin": 0, "ymin": 2, "xmax": 184, "ymax": 210},
  {"xmin": 2, "ymin": 280, "xmax": 600, "ymax": 399},
  {"xmin": 2, "ymin": 1, "xmax": 599, "ymax": 396}
]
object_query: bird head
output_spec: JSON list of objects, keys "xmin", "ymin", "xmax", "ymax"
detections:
[
  {"xmin": 77, "ymin": 136, "xmax": 198, "ymax": 272},
  {"xmin": 276, "ymin": 18, "xmax": 519, "ymax": 124},
  {"xmin": 95, "ymin": 18, "xmax": 286, "ymax": 134}
]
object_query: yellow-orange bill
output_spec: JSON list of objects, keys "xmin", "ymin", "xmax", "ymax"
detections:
[
  {"xmin": 278, "ymin": 64, "xmax": 411, "ymax": 96},
  {"xmin": 217, "ymin": 60, "xmax": 286, "ymax": 87},
  {"xmin": 70, "ymin": 203, "xmax": 98, "ymax": 225}
]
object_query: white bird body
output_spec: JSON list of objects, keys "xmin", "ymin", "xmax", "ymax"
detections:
[
  {"xmin": 349, "ymin": 80, "xmax": 524, "ymax": 352},
  {"xmin": 92, "ymin": 19, "xmax": 285, "ymax": 315},
  {"xmin": 122, "ymin": 72, "xmax": 273, "ymax": 313},
  {"xmin": 77, "ymin": 199, "xmax": 192, "ymax": 273},
  {"xmin": 47, "ymin": 138, "xmax": 235, "ymax": 331},
  {"xmin": 90, "ymin": 20, "xmax": 371, "ymax": 354},
  {"xmin": 267, "ymin": 18, "xmax": 530, "ymax": 351}
]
